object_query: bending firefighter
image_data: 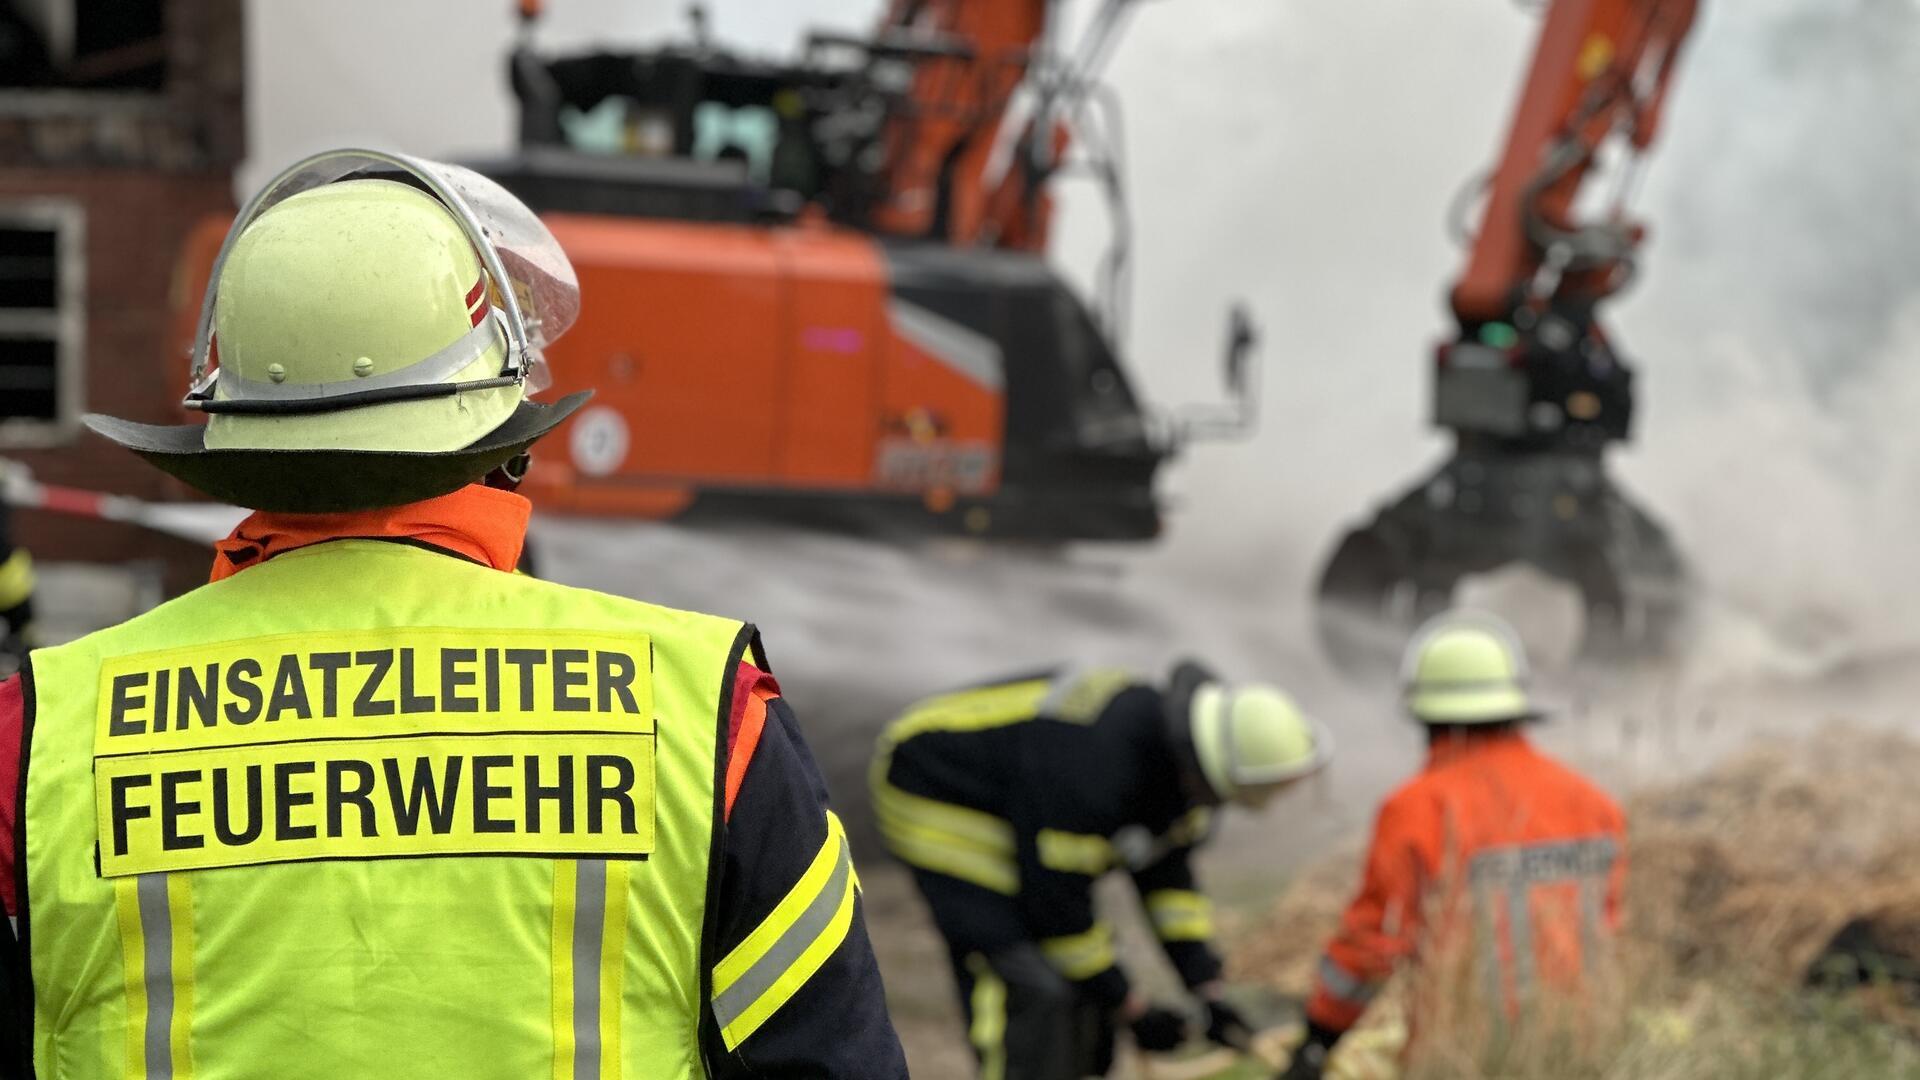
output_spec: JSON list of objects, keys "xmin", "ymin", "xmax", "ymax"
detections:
[
  {"xmin": 0, "ymin": 504, "xmax": 34, "ymax": 673},
  {"xmin": 1284, "ymin": 613, "xmax": 1626, "ymax": 1079},
  {"xmin": 872, "ymin": 663, "xmax": 1333, "ymax": 1079},
  {"xmin": 0, "ymin": 151, "xmax": 905, "ymax": 1078}
]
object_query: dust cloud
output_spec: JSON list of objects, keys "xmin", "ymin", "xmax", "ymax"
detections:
[{"xmin": 243, "ymin": 0, "xmax": 1920, "ymax": 836}]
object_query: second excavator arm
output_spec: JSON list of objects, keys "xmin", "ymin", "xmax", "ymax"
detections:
[{"xmin": 1317, "ymin": 0, "xmax": 1703, "ymax": 672}]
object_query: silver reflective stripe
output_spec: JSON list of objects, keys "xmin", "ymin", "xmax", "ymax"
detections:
[
  {"xmin": 1408, "ymin": 677, "xmax": 1529, "ymax": 692},
  {"xmin": 137, "ymin": 873, "xmax": 173, "ymax": 1080},
  {"xmin": 1467, "ymin": 838, "xmax": 1617, "ymax": 889},
  {"xmin": 1579, "ymin": 873, "xmax": 1603, "ymax": 969},
  {"xmin": 889, "ymin": 300, "xmax": 1005, "ymax": 390},
  {"xmin": 710, "ymin": 835, "xmax": 853, "ymax": 1032},
  {"xmin": 1507, "ymin": 874, "xmax": 1534, "ymax": 999},
  {"xmin": 572, "ymin": 859, "xmax": 607, "ymax": 1080},
  {"xmin": 1465, "ymin": 837, "xmax": 1620, "ymax": 1008},
  {"xmin": 218, "ymin": 315, "xmax": 503, "ymax": 402},
  {"xmin": 1471, "ymin": 875, "xmax": 1503, "ymax": 1014},
  {"xmin": 1038, "ymin": 664, "xmax": 1091, "ymax": 717},
  {"xmin": 1316, "ymin": 955, "xmax": 1380, "ymax": 1006}
]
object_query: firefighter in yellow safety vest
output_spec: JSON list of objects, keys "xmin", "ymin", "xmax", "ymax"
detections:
[{"xmin": 0, "ymin": 150, "xmax": 906, "ymax": 1079}]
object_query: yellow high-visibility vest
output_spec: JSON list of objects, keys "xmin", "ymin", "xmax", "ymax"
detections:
[{"xmin": 25, "ymin": 540, "xmax": 748, "ymax": 1079}]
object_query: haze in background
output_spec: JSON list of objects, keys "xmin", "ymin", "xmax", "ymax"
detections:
[{"xmin": 248, "ymin": 1, "xmax": 1920, "ymax": 808}]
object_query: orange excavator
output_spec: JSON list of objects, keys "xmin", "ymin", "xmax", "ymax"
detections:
[
  {"xmin": 1316, "ymin": 0, "xmax": 1700, "ymax": 668},
  {"xmin": 164, "ymin": 0, "xmax": 1254, "ymax": 542}
]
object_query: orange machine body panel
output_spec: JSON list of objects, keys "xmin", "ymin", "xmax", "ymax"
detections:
[{"xmin": 523, "ymin": 214, "xmax": 1005, "ymax": 516}]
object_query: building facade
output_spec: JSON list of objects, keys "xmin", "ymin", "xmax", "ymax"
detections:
[{"xmin": 0, "ymin": 0, "xmax": 243, "ymax": 581}]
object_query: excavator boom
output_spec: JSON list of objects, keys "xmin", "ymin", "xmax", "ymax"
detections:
[{"xmin": 1455, "ymin": 0, "xmax": 1698, "ymax": 323}]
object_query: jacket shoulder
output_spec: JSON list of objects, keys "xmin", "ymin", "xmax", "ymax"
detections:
[
  {"xmin": 1520, "ymin": 744, "xmax": 1623, "ymax": 819},
  {"xmin": 41, "ymin": 543, "xmax": 752, "ymax": 665},
  {"xmin": 1374, "ymin": 772, "xmax": 1445, "ymax": 833}
]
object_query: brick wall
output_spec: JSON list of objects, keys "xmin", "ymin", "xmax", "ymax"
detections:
[{"xmin": 0, "ymin": 0, "xmax": 245, "ymax": 585}]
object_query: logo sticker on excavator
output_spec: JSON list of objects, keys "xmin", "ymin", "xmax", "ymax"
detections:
[
  {"xmin": 570, "ymin": 405, "xmax": 630, "ymax": 477},
  {"xmin": 91, "ymin": 628, "xmax": 656, "ymax": 877},
  {"xmin": 874, "ymin": 438, "xmax": 997, "ymax": 493}
]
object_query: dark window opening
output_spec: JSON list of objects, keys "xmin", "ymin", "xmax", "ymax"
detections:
[
  {"xmin": 0, "ymin": 211, "xmax": 80, "ymax": 432},
  {"xmin": 0, "ymin": 228, "xmax": 57, "ymax": 311},
  {"xmin": 0, "ymin": 339, "xmax": 58, "ymax": 421},
  {"xmin": 0, "ymin": 0, "xmax": 167, "ymax": 91}
]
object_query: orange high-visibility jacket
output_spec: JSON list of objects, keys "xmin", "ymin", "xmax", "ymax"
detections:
[{"xmin": 1307, "ymin": 731, "xmax": 1626, "ymax": 1033}]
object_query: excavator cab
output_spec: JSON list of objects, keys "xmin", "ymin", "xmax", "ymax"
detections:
[
  {"xmin": 449, "ymin": 2, "xmax": 1250, "ymax": 540},
  {"xmin": 156, "ymin": 2, "xmax": 1252, "ymax": 542}
]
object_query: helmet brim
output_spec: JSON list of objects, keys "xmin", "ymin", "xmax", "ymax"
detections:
[
  {"xmin": 1407, "ymin": 684, "xmax": 1541, "ymax": 725},
  {"xmin": 84, "ymin": 391, "xmax": 591, "ymax": 513}
]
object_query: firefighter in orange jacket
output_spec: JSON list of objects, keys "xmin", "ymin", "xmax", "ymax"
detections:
[{"xmin": 1283, "ymin": 613, "xmax": 1626, "ymax": 1079}]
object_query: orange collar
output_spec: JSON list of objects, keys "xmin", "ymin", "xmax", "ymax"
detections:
[{"xmin": 210, "ymin": 484, "xmax": 530, "ymax": 583}]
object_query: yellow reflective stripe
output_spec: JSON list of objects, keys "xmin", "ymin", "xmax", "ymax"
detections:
[
  {"xmin": 1040, "ymin": 923, "xmax": 1116, "ymax": 981},
  {"xmin": 166, "ymin": 874, "xmax": 196, "ymax": 1080},
  {"xmin": 877, "ymin": 827, "xmax": 1020, "ymax": 895},
  {"xmin": 873, "ymin": 783, "xmax": 1014, "ymax": 855},
  {"xmin": 1036, "ymin": 829, "xmax": 1114, "ymax": 876},
  {"xmin": 550, "ymin": 860, "xmax": 578, "ymax": 1080},
  {"xmin": 966, "ymin": 954, "xmax": 1007, "ymax": 1080},
  {"xmin": 598, "ymin": 860, "xmax": 630, "ymax": 1079},
  {"xmin": 872, "ymin": 779, "xmax": 1020, "ymax": 894},
  {"xmin": 871, "ymin": 678, "xmax": 1038, "ymax": 894},
  {"xmin": 1317, "ymin": 955, "xmax": 1382, "ymax": 1007},
  {"xmin": 115, "ymin": 877, "xmax": 149, "ymax": 1080},
  {"xmin": 1163, "ymin": 807, "xmax": 1212, "ymax": 848},
  {"xmin": 884, "ymin": 678, "xmax": 1051, "ymax": 743},
  {"xmin": 0, "ymin": 549, "xmax": 33, "ymax": 611},
  {"xmin": 1146, "ymin": 889, "xmax": 1214, "ymax": 943},
  {"xmin": 713, "ymin": 811, "xmax": 859, "ymax": 1049},
  {"xmin": 115, "ymin": 874, "xmax": 188, "ymax": 1079},
  {"xmin": 869, "ymin": 679, "xmax": 1037, "ymax": 893}
]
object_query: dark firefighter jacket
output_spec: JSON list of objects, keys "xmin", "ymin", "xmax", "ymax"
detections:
[{"xmin": 872, "ymin": 667, "xmax": 1223, "ymax": 1008}]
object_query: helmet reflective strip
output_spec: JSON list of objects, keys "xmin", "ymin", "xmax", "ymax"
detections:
[
  {"xmin": 1409, "ymin": 677, "xmax": 1530, "ymax": 692},
  {"xmin": 214, "ymin": 314, "xmax": 502, "ymax": 403}
]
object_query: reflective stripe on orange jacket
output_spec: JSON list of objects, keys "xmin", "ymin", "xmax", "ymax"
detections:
[{"xmin": 1307, "ymin": 731, "xmax": 1626, "ymax": 1033}]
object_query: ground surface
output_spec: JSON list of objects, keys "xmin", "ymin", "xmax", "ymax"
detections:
[
  {"xmin": 43, "ymin": 515, "xmax": 1920, "ymax": 1078},
  {"xmin": 524, "ymin": 516, "xmax": 1920, "ymax": 1077}
]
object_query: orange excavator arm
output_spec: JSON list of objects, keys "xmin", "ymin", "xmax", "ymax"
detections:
[
  {"xmin": 1453, "ymin": 0, "xmax": 1700, "ymax": 326},
  {"xmin": 865, "ymin": 0, "xmax": 1142, "ymax": 254},
  {"xmin": 867, "ymin": 0, "xmax": 1052, "ymax": 248},
  {"xmin": 1315, "ymin": 0, "xmax": 1704, "ymax": 672}
]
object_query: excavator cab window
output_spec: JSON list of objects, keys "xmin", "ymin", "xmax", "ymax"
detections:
[
  {"xmin": 506, "ymin": 38, "xmax": 854, "ymax": 221},
  {"xmin": 691, "ymin": 103, "xmax": 777, "ymax": 184},
  {"xmin": 555, "ymin": 97, "xmax": 675, "ymax": 158}
]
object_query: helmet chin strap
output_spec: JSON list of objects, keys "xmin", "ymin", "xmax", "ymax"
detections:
[
  {"xmin": 485, "ymin": 451, "xmax": 533, "ymax": 493},
  {"xmin": 1165, "ymin": 697, "xmax": 1227, "ymax": 808}
]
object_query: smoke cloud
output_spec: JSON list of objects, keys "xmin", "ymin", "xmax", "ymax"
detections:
[{"xmin": 245, "ymin": 0, "xmax": 1920, "ymax": 792}]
